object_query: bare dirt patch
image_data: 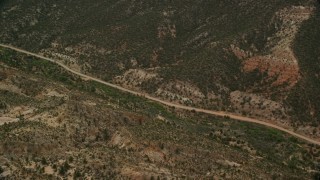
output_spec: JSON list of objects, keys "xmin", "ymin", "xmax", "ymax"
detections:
[
  {"xmin": 0, "ymin": 117, "xmax": 19, "ymax": 125},
  {"xmin": 156, "ymin": 80, "xmax": 205, "ymax": 105},
  {"xmin": 114, "ymin": 69, "xmax": 159, "ymax": 91}
]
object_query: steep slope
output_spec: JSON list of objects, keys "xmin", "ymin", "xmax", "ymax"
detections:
[
  {"xmin": 1, "ymin": 46, "xmax": 320, "ymax": 179},
  {"xmin": 0, "ymin": 0, "xmax": 319, "ymax": 145},
  {"xmin": 289, "ymin": 5, "xmax": 320, "ymax": 126}
]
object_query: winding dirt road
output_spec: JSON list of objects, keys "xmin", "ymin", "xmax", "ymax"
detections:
[{"xmin": 1, "ymin": 43, "xmax": 319, "ymax": 146}]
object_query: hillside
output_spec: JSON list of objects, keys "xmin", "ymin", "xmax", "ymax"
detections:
[
  {"xmin": 1, "ymin": 0, "xmax": 320, "ymax": 179},
  {"xmin": 1, "ymin": 0, "xmax": 319, "ymax": 137},
  {"xmin": 1, "ymin": 45, "xmax": 320, "ymax": 179}
]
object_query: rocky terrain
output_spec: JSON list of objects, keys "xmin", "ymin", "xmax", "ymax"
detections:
[
  {"xmin": 1, "ymin": 46, "xmax": 320, "ymax": 179},
  {"xmin": 1, "ymin": 0, "xmax": 320, "ymax": 179},
  {"xmin": 0, "ymin": 1, "xmax": 319, "ymax": 138}
]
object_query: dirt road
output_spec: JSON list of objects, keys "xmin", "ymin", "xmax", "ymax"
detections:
[{"xmin": 1, "ymin": 43, "xmax": 319, "ymax": 146}]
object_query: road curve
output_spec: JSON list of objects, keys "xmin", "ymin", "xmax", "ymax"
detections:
[{"xmin": 1, "ymin": 43, "xmax": 319, "ymax": 146}]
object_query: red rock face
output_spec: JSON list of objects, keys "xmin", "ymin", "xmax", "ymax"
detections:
[
  {"xmin": 243, "ymin": 52, "xmax": 300, "ymax": 88},
  {"xmin": 241, "ymin": 6, "xmax": 314, "ymax": 89}
]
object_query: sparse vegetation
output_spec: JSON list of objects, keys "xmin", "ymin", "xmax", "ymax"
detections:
[
  {"xmin": 0, "ymin": 46, "xmax": 319, "ymax": 179},
  {"xmin": 0, "ymin": 0, "xmax": 317, "ymax": 128},
  {"xmin": 0, "ymin": 1, "xmax": 320, "ymax": 179}
]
